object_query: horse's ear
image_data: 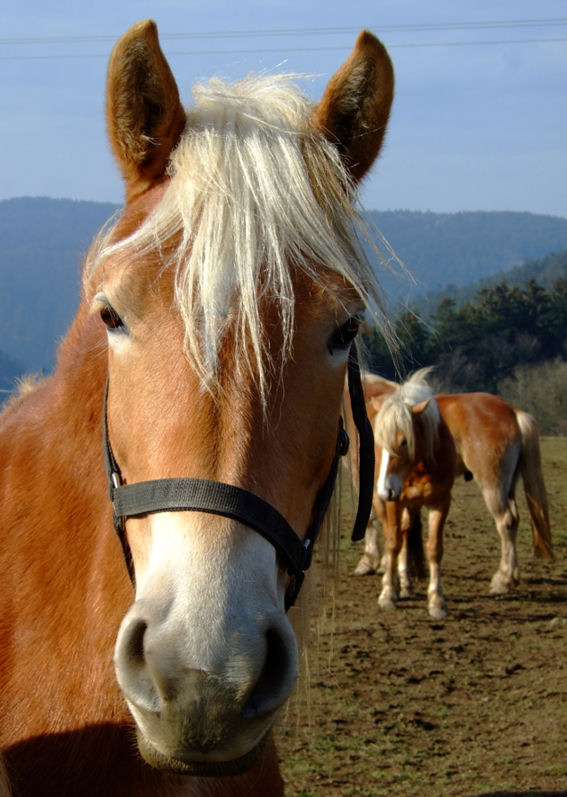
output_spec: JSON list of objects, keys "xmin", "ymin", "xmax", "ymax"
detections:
[
  {"xmin": 367, "ymin": 396, "xmax": 383, "ymax": 419},
  {"xmin": 411, "ymin": 399, "xmax": 431, "ymax": 416},
  {"xmin": 106, "ymin": 20, "xmax": 186, "ymax": 199},
  {"xmin": 313, "ymin": 31, "xmax": 394, "ymax": 183}
]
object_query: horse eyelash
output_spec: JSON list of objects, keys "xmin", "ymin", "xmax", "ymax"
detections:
[
  {"xmin": 99, "ymin": 304, "xmax": 126, "ymax": 333},
  {"xmin": 327, "ymin": 315, "xmax": 362, "ymax": 354}
]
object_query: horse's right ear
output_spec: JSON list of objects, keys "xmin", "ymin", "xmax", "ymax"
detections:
[
  {"xmin": 106, "ymin": 20, "xmax": 186, "ymax": 200},
  {"xmin": 412, "ymin": 399, "xmax": 431, "ymax": 416},
  {"xmin": 313, "ymin": 31, "xmax": 394, "ymax": 184}
]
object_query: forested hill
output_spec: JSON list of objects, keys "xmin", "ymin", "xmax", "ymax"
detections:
[
  {"xmin": 364, "ymin": 249, "xmax": 567, "ymax": 433},
  {"xmin": 1, "ymin": 198, "xmax": 567, "ymax": 380},
  {"xmin": 413, "ymin": 249, "xmax": 567, "ymax": 317},
  {"xmin": 369, "ymin": 210, "xmax": 567, "ymax": 297},
  {"xmin": 0, "ymin": 197, "xmax": 118, "ymax": 375},
  {"xmin": 0, "ymin": 350, "xmax": 21, "ymax": 393}
]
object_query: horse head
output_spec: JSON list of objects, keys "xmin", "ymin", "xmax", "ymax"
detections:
[
  {"xmin": 86, "ymin": 20, "xmax": 394, "ymax": 776},
  {"xmin": 373, "ymin": 371, "xmax": 440, "ymax": 502}
]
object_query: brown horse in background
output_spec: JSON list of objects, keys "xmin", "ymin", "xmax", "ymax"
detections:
[
  {"xmin": 364, "ymin": 372, "xmax": 456, "ymax": 617},
  {"xmin": 0, "ymin": 20, "xmax": 395, "ymax": 796},
  {"xmin": 355, "ymin": 371, "xmax": 553, "ymax": 603}
]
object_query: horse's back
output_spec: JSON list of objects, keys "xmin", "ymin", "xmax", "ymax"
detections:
[
  {"xmin": 362, "ymin": 371, "xmax": 397, "ymax": 400},
  {"xmin": 435, "ymin": 392, "xmax": 521, "ymax": 481}
]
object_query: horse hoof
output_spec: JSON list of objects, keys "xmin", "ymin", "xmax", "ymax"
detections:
[
  {"xmin": 354, "ymin": 558, "xmax": 376, "ymax": 576},
  {"xmin": 378, "ymin": 593, "xmax": 397, "ymax": 610},
  {"xmin": 428, "ymin": 601, "xmax": 448, "ymax": 620},
  {"xmin": 489, "ymin": 574, "xmax": 516, "ymax": 595}
]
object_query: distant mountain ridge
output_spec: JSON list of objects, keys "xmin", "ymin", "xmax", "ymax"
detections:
[
  {"xmin": 413, "ymin": 249, "xmax": 567, "ymax": 317},
  {"xmin": 0, "ymin": 197, "xmax": 118, "ymax": 374},
  {"xmin": 367, "ymin": 209, "xmax": 567, "ymax": 299},
  {"xmin": 1, "ymin": 198, "xmax": 567, "ymax": 381}
]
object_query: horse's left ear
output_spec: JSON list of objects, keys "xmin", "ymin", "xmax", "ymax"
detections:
[
  {"xmin": 106, "ymin": 20, "xmax": 186, "ymax": 199},
  {"xmin": 412, "ymin": 399, "xmax": 431, "ymax": 416},
  {"xmin": 367, "ymin": 396, "xmax": 383, "ymax": 419},
  {"xmin": 313, "ymin": 31, "xmax": 394, "ymax": 183}
]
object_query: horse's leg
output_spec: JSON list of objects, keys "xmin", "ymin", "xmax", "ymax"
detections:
[
  {"xmin": 354, "ymin": 511, "xmax": 382, "ymax": 576},
  {"xmin": 398, "ymin": 507, "xmax": 413, "ymax": 598},
  {"xmin": 426, "ymin": 501, "xmax": 449, "ymax": 619},
  {"xmin": 482, "ymin": 485, "xmax": 520, "ymax": 594},
  {"xmin": 378, "ymin": 500, "xmax": 402, "ymax": 609}
]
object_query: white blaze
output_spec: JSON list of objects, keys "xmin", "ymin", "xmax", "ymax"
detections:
[{"xmin": 377, "ymin": 449, "xmax": 391, "ymax": 500}]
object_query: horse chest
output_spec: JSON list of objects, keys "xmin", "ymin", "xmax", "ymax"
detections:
[{"xmin": 402, "ymin": 461, "xmax": 435, "ymax": 503}]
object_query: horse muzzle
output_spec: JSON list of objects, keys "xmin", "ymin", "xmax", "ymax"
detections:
[
  {"xmin": 113, "ymin": 590, "xmax": 298, "ymax": 774},
  {"xmin": 135, "ymin": 728, "xmax": 269, "ymax": 776},
  {"xmin": 377, "ymin": 477, "xmax": 402, "ymax": 502}
]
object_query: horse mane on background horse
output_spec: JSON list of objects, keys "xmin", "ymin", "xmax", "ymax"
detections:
[
  {"xmin": 355, "ymin": 370, "xmax": 553, "ymax": 613},
  {"xmin": 0, "ymin": 20, "xmax": 394, "ymax": 796}
]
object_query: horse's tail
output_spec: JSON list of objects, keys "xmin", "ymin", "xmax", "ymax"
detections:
[
  {"xmin": 516, "ymin": 410, "xmax": 553, "ymax": 561},
  {"xmin": 407, "ymin": 510, "xmax": 427, "ymax": 580}
]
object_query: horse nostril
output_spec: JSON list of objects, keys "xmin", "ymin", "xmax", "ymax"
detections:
[
  {"xmin": 242, "ymin": 627, "xmax": 297, "ymax": 720},
  {"xmin": 115, "ymin": 603, "xmax": 298, "ymax": 728},
  {"xmin": 114, "ymin": 615, "xmax": 163, "ymax": 714},
  {"xmin": 124, "ymin": 618, "xmax": 147, "ymax": 668}
]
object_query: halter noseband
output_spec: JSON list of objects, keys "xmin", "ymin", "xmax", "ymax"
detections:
[{"xmin": 102, "ymin": 348, "xmax": 374, "ymax": 609}]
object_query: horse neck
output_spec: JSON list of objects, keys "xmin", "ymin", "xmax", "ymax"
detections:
[
  {"xmin": 14, "ymin": 302, "xmax": 110, "ymax": 526},
  {"xmin": 0, "ymin": 298, "xmax": 108, "ymax": 519},
  {"xmin": 0, "ymin": 302, "xmax": 129, "ymax": 732}
]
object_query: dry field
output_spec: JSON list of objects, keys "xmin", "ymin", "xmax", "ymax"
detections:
[{"xmin": 277, "ymin": 437, "xmax": 567, "ymax": 797}]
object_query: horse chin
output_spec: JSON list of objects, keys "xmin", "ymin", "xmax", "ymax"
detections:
[{"xmin": 136, "ymin": 729, "xmax": 268, "ymax": 777}]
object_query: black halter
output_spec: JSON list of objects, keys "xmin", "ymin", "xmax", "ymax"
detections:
[{"xmin": 102, "ymin": 347, "xmax": 374, "ymax": 609}]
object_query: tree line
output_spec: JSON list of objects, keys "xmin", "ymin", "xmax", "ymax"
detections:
[{"xmin": 365, "ymin": 270, "xmax": 567, "ymax": 434}]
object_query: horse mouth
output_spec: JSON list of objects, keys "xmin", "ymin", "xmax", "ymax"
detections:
[{"xmin": 136, "ymin": 729, "xmax": 268, "ymax": 777}]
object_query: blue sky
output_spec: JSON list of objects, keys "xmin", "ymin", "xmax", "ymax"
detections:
[{"xmin": 1, "ymin": 0, "xmax": 566, "ymax": 216}]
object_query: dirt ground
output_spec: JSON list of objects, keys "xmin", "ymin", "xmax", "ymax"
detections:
[{"xmin": 277, "ymin": 437, "xmax": 567, "ymax": 797}]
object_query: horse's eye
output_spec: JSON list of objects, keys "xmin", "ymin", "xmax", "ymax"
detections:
[
  {"xmin": 328, "ymin": 315, "xmax": 361, "ymax": 354},
  {"xmin": 400, "ymin": 439, "xmax": 408, "ymax": 448},
  {"xmin": 100, "ymin": 305, "xmax": 125, "ymax": 332}
]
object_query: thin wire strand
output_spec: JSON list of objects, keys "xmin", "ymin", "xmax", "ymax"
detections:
[
  {"xmin": 1, "ymin": 17, "xmax": 566, "ymax": 45},
  {"xmin": 1, "ymin": 37, "xmax": 566, "ymax": 61}
]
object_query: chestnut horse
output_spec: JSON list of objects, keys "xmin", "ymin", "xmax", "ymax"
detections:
[
  {"xmin": 0, "ymin": 20, "xmax": 394, "ymax": 796},
  {"xmin": 355, "ymin": 372, "xmax": 553, "ymax": 604},
  {"xmin": 362, "ymin": 371, "xmax": 456, "ymax": 617}
]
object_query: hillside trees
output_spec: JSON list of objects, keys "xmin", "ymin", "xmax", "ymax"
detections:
[{"xmin": 365, "ymin": 274, "xmax": 567, "ymax": 432}]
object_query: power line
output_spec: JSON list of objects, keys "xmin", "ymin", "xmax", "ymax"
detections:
[
  {"xmin": 1, "ymin": 18, "xmax": 566, "ymax": 61},
  {"xmin": 1, "ymin": 38, "xmax": 566, "ymax": 61},
  {"xmin": 0, "ymin": 17, "xmax": 566, "ymax": 45}
]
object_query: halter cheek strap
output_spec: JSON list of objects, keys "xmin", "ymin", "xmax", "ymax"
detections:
[
  {"xmin": 103, "ymin": 414, "xmax": 348, "ymax": 609},
  {"xmin": 347, "ymin": 347, "xmax": 376, "ymax": 542},
  {"xmin": 102, "ymin": 346, "xmax": 374, "ymax": 609}
]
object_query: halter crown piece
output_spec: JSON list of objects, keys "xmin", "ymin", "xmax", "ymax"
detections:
[{"xmin": 102, "ymin": 347, "xmax": 374, "ymax": 609}]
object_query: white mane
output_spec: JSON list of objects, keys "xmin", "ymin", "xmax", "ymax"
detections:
[
  {"xmin": 87, "ymin": 74, "xmax": 388, "ymax": 398},
  {"xmin": 374, "ymin": 369, "xmax": 440, "ymax": 462}
]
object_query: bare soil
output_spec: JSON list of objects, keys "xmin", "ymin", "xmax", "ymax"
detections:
[{"xmin": 277, "ymin": 437, "xmax": 567, "ymax": 797}]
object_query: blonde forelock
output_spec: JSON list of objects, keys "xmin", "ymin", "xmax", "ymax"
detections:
[{"xmin": 87, "ymin": 74, "xmax": 388, "ymax": 400}]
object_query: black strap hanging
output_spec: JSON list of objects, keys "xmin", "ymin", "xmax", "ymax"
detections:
[{"xmin": 347, "ymin": 346, "xmax": 375, "ymax": 542}]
